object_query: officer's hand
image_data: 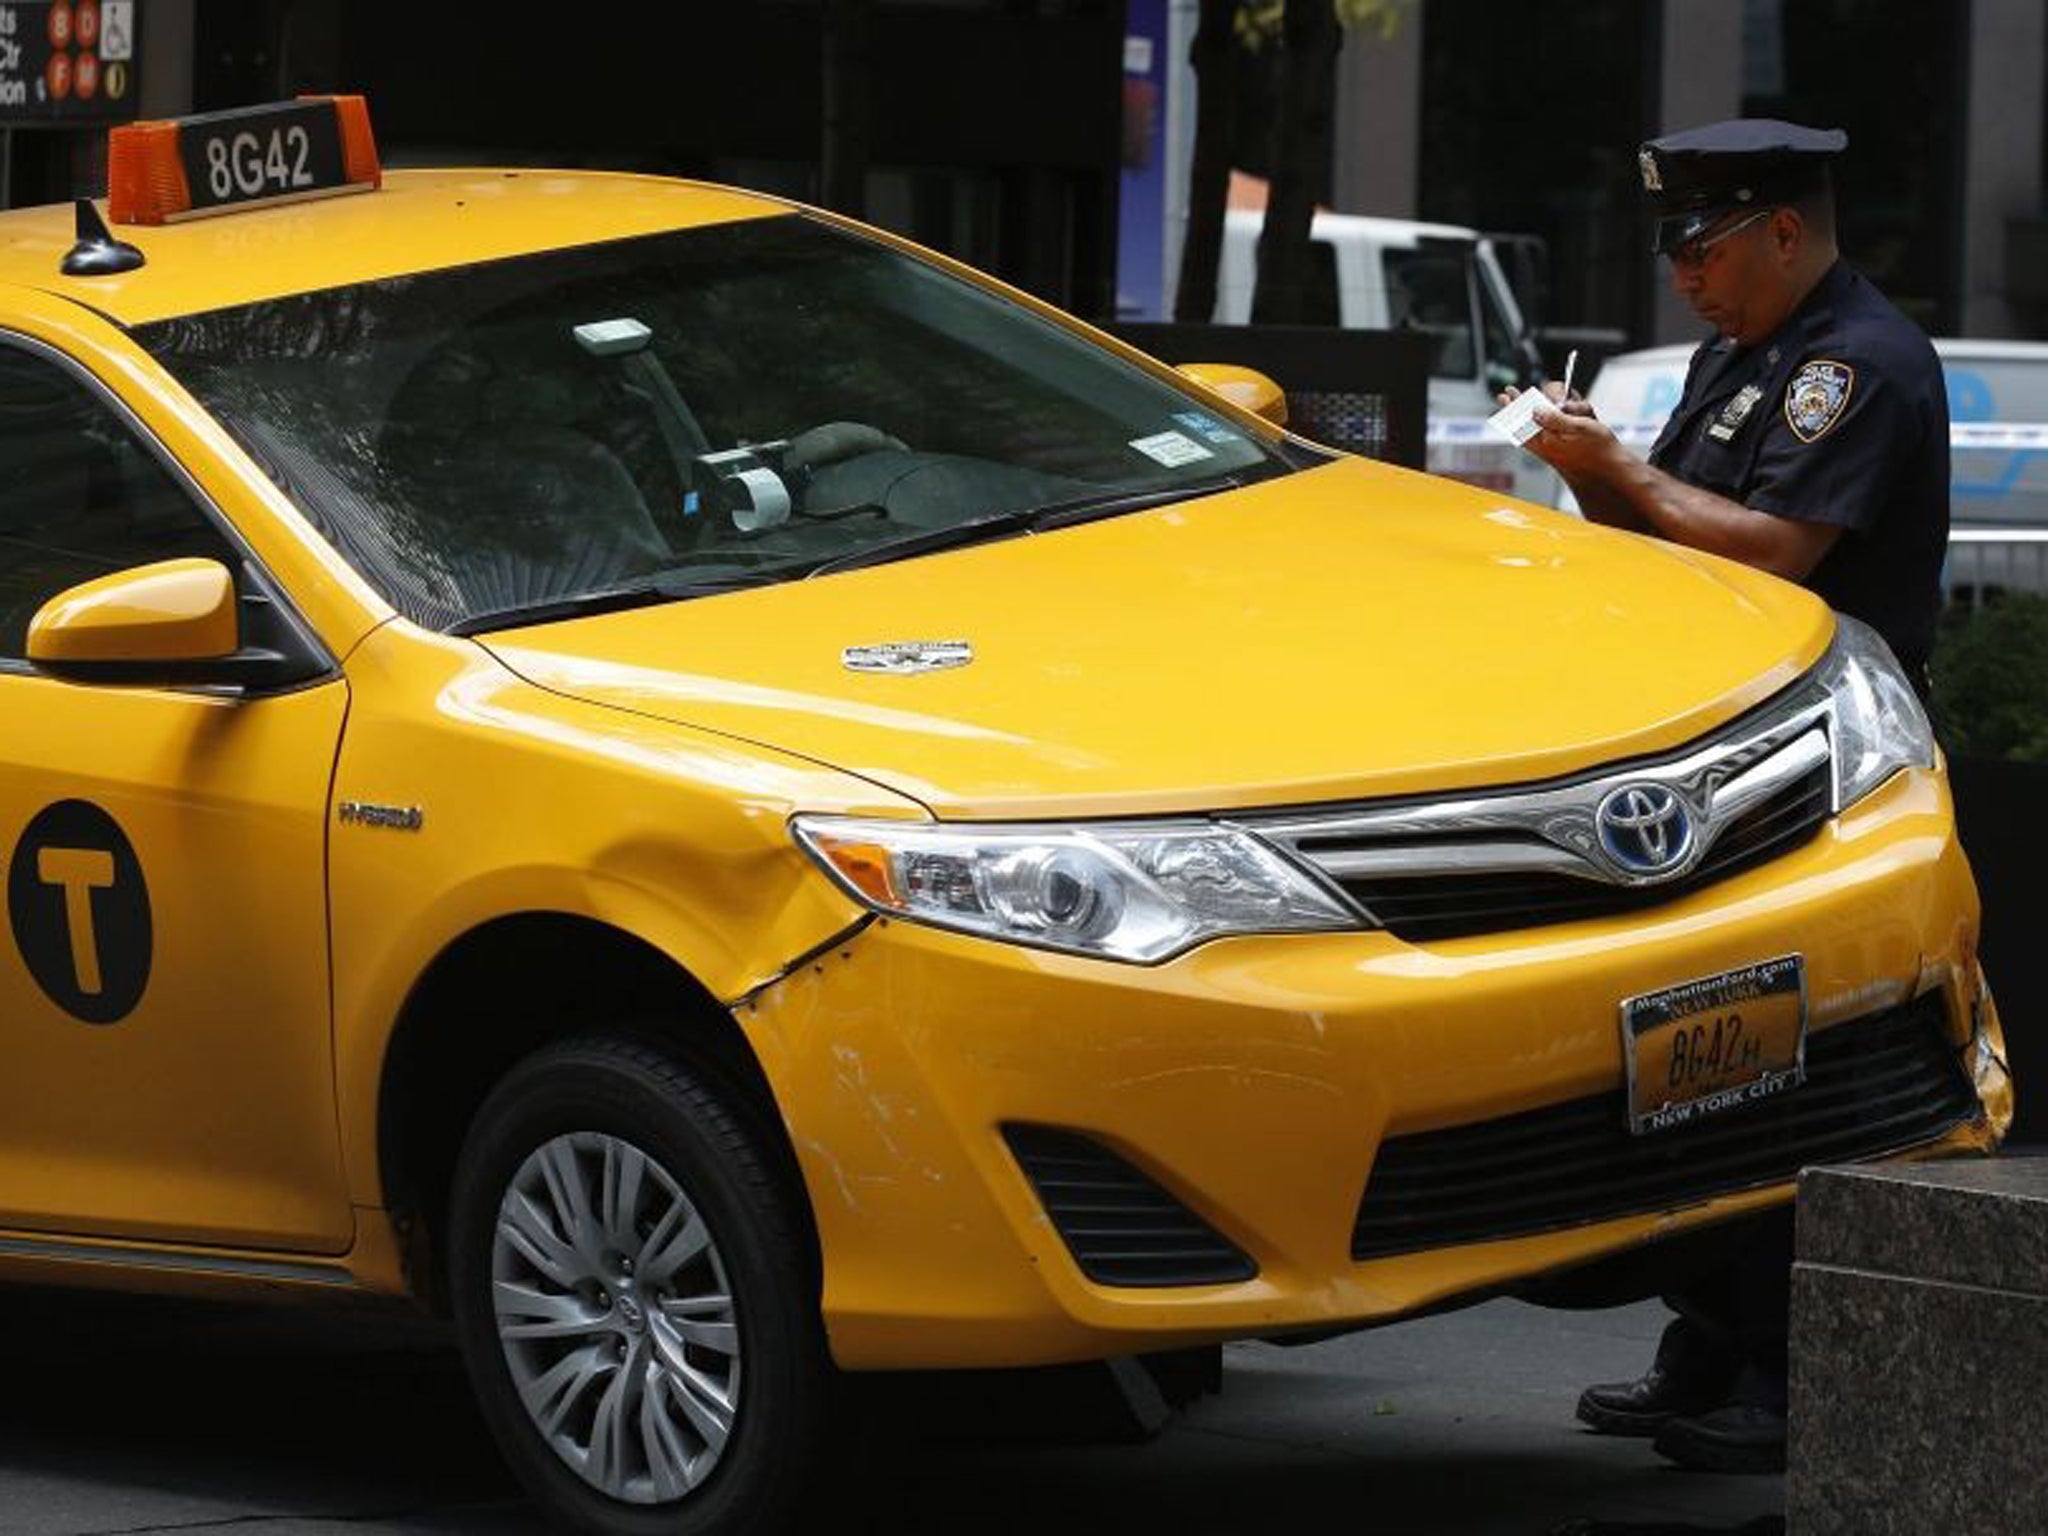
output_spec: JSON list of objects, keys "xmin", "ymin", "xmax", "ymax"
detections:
[
  {"xmin": 1524, "ymin": 386, "xmax": 1619, "ymax": 475},
  {"xmin": 1497, "ymin": 382, "xmax": 1598, "ymax": 418}
]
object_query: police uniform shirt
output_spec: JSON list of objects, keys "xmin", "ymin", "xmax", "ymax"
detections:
[{"xmin": 1646, "ymin": 260, "xmax": 1949, "ymax": 672}]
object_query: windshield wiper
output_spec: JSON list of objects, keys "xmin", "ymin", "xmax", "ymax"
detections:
[
  {"xmin": 451, "ymin": 477, "xmax": 1253, "ymax": 630},
  {"xmin": 447, "ymin": 568, "xmax": 788, "ymax": 636},
  {"xmin": 800, "ymin": 477, "xmax": 1246, "ymax": 580},
  {"xmin": 1025, "ymin": 475, "xmax": 1246, "ymax": 530}
]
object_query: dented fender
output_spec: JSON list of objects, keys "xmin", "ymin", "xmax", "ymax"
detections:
[{"xmin": 328, "ymin": 623, "xmax": 921, "ymax": 1206}]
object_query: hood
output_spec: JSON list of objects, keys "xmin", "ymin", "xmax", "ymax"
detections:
[{"xmin": 482, "ymin": 458, "xmax": 1832, "ymax": 820}]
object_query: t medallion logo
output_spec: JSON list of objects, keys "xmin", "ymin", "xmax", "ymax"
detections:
[{"xmin": 7, "ymin": 800, "xmax": 151, "ymax": 1024}]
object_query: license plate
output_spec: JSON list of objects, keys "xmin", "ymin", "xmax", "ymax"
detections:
[{"xmin": 1621, "ymin": 956, "xmax": 1806, "ymax": 1135}]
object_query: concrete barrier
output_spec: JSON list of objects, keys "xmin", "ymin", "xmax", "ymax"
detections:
[{"xmin": 1789, "ymin": 1158, "xmax": 2048, "ymax": 1533}]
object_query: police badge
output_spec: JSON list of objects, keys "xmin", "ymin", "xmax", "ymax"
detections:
[
  {"xmin": 1707, "ymin": 383, "xmax": 1765, "ymax": 443},
  {"xmin": 1638, "ymin": 148, "xmax": 1662, "ymax": 192},
  {"xmin": 1785, "ymin": 360, "xmax": 1854, "ymax": 443}
]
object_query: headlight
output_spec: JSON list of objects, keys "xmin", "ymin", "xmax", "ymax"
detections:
[
  {"xmin": 792, "ymin": 816, "xmax": 1355, "ymax": 963},
  {"xmin": 1818, "ymin": 614, "xmax": 1936, "ymax": 810}
]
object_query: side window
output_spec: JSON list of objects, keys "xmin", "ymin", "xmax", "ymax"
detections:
[
  {"xmin": 1383, "ymin": 246, "xmax": 1477, "ymax": 381},
  {"xmin": 0, "ymin": 346, "xmax": 239, "ymax": 661}
]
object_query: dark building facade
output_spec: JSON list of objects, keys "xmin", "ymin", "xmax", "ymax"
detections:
[
  {"xmin": 7, "ymin": 0, "xmax": 2045, "ymax": 349},
  {"xmin": 2, "ymin": 0, "xmax": 1128, "ymax": 318},
  {"xmin": 1333, "ymin": 0, "xmax": 2040, "ymax": 345}
]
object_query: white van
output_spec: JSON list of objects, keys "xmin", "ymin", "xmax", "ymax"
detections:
[{"xmin": 1214, "ymin": 209, "xmax": 1554, "ymax": 500}]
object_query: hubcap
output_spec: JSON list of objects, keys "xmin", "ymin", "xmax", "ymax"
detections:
[{"xmin": 491, "ymin": 1131, "xmax": 742, "ymax": 1505}]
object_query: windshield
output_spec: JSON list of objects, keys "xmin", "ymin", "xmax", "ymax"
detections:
[{"xmin": 137, "ymin": 214, "xmax": 1294, "ymax": 632}]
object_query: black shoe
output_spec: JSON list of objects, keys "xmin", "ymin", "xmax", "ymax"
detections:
[
  {"xmin": 1652, "ymin": 1401, "xmax": 1787, "ymax": 1473},
  {"xmin": 1575, "ymin": 1361, "xmax": 1734, "ymax": 1437}
]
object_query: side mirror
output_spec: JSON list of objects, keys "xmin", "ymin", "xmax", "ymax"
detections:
[
  {"xmin": 26, "ymin": 557, "xmax": 299, "ymax": 688},
  {"xmin": 1176, "ymin": 363, "xmax": 1289, "ymax": 426}
]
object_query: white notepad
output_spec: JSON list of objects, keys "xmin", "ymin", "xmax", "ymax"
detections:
[{"xmin": 1486, "ymin": 388, "xmax": 1556, "ymax": 447}]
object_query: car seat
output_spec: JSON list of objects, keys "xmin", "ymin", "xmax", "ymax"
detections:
[{"xmin": 379, "ymin": 334, "xmax": 672, "ymax": 624}]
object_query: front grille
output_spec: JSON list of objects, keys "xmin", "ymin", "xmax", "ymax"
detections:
[
  {"xmin": 1351, "ymin": 993, "xmax": 1975, "ymax": 1260},
  {"xmin": 1003, "ymin": 1125, "xmax": 1257, "ymax": 1288},
  {"xmin": 1320, "ymin": 764, "xmax": 1832, "ymax": 944}
]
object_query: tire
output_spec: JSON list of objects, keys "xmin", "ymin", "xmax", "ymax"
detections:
[{"xmin": 448, "ymin": 1032, "xmax": 828, "ymax": 1536}]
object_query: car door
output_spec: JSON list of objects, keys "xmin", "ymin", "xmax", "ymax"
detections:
[{"xmin": 0, "ymin": 336, "xmax": 352, "ymax": 1255}]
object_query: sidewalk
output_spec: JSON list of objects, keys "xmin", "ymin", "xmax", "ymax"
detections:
[
  {"xmin": 876, "ymin": 1299, "xmax": 1784, "ymax": 1536},
  {"xmin": 0, "ymin": 1290, "xmax": 1781, "ymax": 1534}
]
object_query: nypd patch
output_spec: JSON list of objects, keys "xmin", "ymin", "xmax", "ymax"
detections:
[{"xmin": 1785, "ymin": 360, "xmax": 1854, "ymax": 443}]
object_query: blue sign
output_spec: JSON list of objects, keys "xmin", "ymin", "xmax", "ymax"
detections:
[{"xmin": 1116, "ymin": 0, "xmax": 1169, "ymax": 320}]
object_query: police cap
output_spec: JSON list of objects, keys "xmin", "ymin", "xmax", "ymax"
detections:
[{"xmin": 1637, "ymin": 119, "xmax": 1847, "ymax": 255}]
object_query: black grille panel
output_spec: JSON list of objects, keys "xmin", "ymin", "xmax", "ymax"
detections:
[
  {"xmin": 1003, "ymin": 1125, "xmax": 1257, "ymax": 1288},
  {"xmin": 1326, "ymin": 765, "xmax": 1832, "ymax": 944},
  {"xmin": 1352, "ymin": 993, "xmax": 1976, "ymax": 1260}
]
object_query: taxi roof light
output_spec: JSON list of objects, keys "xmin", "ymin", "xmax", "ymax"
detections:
[
  {"xmin": 106, "ymin": 95, "xmax": 381, "ymax": 228},
  {"xmin": 107, "ymin": 120, "xmax": 188, "ymax": 229},
  {"xmin": 326, "ymin": 94, "xmax": 383, "ymax": 189}
]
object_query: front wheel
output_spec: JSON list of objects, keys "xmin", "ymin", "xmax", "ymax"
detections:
[{"xmin": 449, "ymin": 1034, "xmax": 828, "ymax": 1535}]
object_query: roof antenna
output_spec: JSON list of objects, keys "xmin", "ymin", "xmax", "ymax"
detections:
[{"xmin": 61, "ymin": 198, "xmax": 145, "ymax": 277}]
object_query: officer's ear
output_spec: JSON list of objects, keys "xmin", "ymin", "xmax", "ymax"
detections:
[{"xmin": 1767, "ymin": 205, "xmax": 1806, "ymax": 261}]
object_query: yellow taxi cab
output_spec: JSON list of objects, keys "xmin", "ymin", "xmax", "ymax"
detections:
[{"xmin": 0, "ymin": 97, "xmax": 2010, "ymax": 1533}]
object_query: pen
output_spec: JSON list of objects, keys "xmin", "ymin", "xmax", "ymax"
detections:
[{"xmin": 1561, "ymin": 348, "xmax": 1579, "ymax": 406}]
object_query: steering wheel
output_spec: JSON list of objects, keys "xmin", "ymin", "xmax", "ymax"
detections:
[
  {"xmin": 779, "ymin": 422, "xmax": 912, "ymax": 523},
  {"xmin": 785, "ymin": 421, "xmax": 908, "ymax": 474}
]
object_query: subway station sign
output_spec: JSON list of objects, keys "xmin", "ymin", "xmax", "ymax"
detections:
[{"xmin": 0, "ymin": 1, "xmax": 138, "ymax": 123}]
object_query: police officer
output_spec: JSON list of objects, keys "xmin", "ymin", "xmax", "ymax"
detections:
[
  {"xmin": 1509, "ymin": 121, "xmax": 1951, "ymax": 1473},
  {"xmin": 1522, "ymin": 120, "xmax": 1949, "ymax": 689}
]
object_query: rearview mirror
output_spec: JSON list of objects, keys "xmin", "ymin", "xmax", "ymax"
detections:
[{"xmin": 1176, "ymin": 363, "xmax": 1289, "ymax": 426}]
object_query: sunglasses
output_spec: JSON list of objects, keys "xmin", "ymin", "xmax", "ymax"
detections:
[{"xmin": 1666, "ymin": 208, "xmax": 1772, "ymax": 268}]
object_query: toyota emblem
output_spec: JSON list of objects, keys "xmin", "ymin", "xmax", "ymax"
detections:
[{"xmin": 1595, "ymin": 783, "xmax": 1694, "ymax": 877}]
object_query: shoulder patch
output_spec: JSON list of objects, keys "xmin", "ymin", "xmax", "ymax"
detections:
[{"xmin": 1784, "ymin": 359, "xmax": 1855, "ymax": 443}]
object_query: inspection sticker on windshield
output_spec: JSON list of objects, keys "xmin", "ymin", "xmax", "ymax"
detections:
[
  {"xmin": 1171, "ymin": 411, "xmax": 1243, "ymax": 446},
  {"xmin": 1130, "ymin": 430, "xmax": 1214, "ymax": 468},
  {"xmin": 1622, "ymin": 955, "xmax": 1806, "ymax": 1135}
]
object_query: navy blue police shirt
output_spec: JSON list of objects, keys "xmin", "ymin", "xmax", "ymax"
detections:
[{"xmin": 1646, "ymin": 261, "xmax": 1949, "ymax": 673}]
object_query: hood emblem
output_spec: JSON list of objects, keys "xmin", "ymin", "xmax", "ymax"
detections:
[
  {"xmin": 842, "ymin": 639, "xmax": 973, "ymax": 675},
  {"xmin": 1595, "ymin": 782, "xmax": 1694, "ymax": 878}
]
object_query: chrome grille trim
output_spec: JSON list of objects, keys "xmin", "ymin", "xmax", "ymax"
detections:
[
  {"xmin": 1711, "ymin": 726, "xmax": 1830, "ymax": 824},
  {"xmin": 1237, "ymin": 685, "xmax": 1834, "ymax": 907},
  {"xmin": 1309, "ymin": 837, "xmax": 1592, "ymax": 881}
]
